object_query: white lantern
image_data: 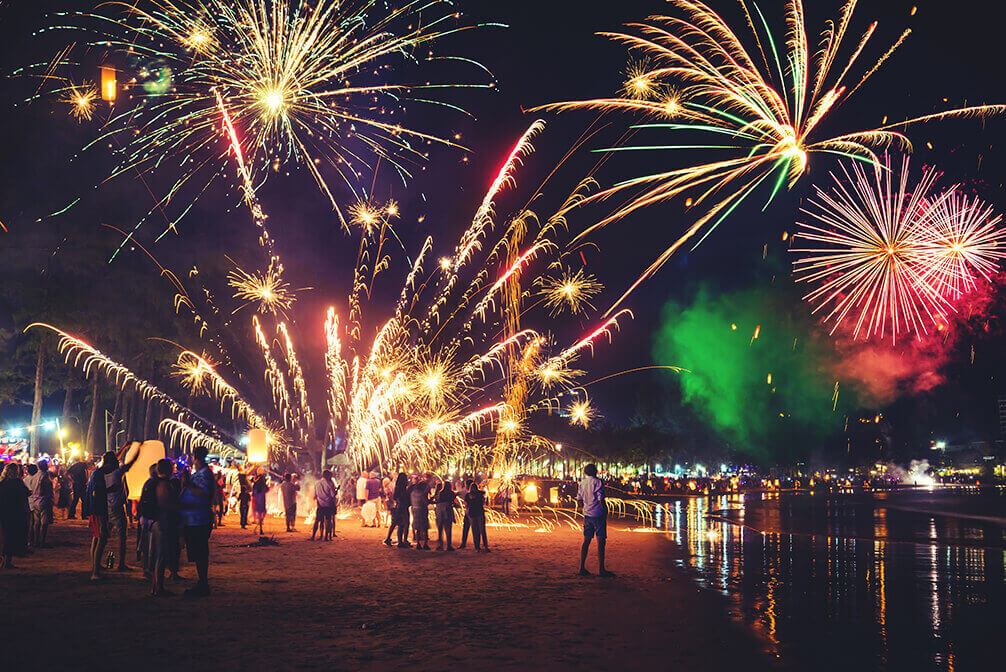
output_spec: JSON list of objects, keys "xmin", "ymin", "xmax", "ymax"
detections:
[
  {"xmin": 247, "ymin": 428, "xmax": 269, "ymax": 463},
  {"xmin": 125, "ymin": 441, "xmax": 165, "ymax": 500}
]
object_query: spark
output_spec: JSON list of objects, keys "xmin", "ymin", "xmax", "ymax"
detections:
[
  {"xmin": 539, "ymin": 268, "xmax": 603, "ymax": 316},
  {"xmin": 228, "ymin": 262, "xmax": 295, "ymax": 315}
]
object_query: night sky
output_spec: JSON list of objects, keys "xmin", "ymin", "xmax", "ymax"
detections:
[{"xmin": 3, "ymin": 0, "xmax": 1006, "ymax": 462}]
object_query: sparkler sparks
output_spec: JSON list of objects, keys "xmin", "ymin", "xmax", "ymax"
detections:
[{"xmin": 536, "ymin": 0, "xmax": 1005, "ymax": 313}]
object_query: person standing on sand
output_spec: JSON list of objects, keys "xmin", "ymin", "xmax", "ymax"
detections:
[
  {"xmin": 251, "ymin": 472, "xmax": 269, "ymax": 535},
  {"xmin": 0, "ymin": 463, "xmax": 30, "ymax": 569},
  {"xmin": 311, "ymin": 470, "xmax": 339, "ymax": 541},
  {"xmin": 356, "ymin": 472, "xmax": 368, "ymax": 508},
  {"xmin": 235, "ymin": 473, "xmax": 251, "ymax": 529},
  {"xmin": 434, "ymin": 477, "xmax": 459, "ymax": 551},
  {"xmin": 150, "ymin": 459, "xmax": 180, "ymax": 597},
  {"xmin": 280, "ymin": 473, "xmax": 300, "ymax": 532},
  {"xmin": 464, "ymin": 479, "xmax": 489, "ymax": 552},
  {"xmin": 577, "ymin": 463, "xmax": 614, "ymax": 577},
  {"xmin": 67, "ymin": 458, "xmax": 88, "ymax": 519},
  {"xmin": 85, "ymin": 459, "xmax": 109, "ymax": 581},
  {"xmin": 27, "ymin": 460, "xmax": 54, "ymax": 548},
  {"xmin": 102, "ymin": 447, "xmax": 142, "ymax": 571},
  {"xmin": 409, "ymin": 474, "xmax": 431, "ymax": 550},
  {"xmin": 179, "ymin": 445, "xmax": 214, "ymax": 596},
  {"xmin": 137, "ymin": 464, "xmax": 160, "ymax": 573},
  {"xmin": 383, "ymin": 472, "xmax": 410, "ymax": 548}
]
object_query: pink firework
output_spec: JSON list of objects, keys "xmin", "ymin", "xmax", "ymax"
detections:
[
  {"xmin": 792, "ymin": 156, "xmax": 953, "ymax": 344},
  {"xmin": 913, "ymin": 191, "xmax": 1006, "ymax": 301}
]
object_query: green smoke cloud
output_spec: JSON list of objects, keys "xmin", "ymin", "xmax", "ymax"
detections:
[{"xmin": 653, "ymin": 285, "xmax": 853, "ymax": 463}]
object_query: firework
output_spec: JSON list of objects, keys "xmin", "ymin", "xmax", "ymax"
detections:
[
  {"xmin": 913, "ymin": 191, "xmax": 1006, "ymax": 300},
  {"xmin": 792, "ymin": 156, "xmax": 952, "ymax": 343},
  {"xmin": 536, "ymin": 0, "xmax": 1004, "ymax": 312},
  {"xmin": 538, "ymin": 268, "xmax": 602, "ymax": 316},
  {"xmin": 569, "ymin": 397, "xmax": 596, "ymax": 428},
  {"xmin": 228, "ymin": 262, "xmax": 295, "ymax": 316},
  {"xmin": 62, "ymin": 82, "xmax": 97, "ymax": 121},
  {"xmin": 26, "ymin": 0, "xmax": 500, "ymax": 240},
  {"xmin": 39, "ymin": 122, "xmax": 628, "ymax": 470}
]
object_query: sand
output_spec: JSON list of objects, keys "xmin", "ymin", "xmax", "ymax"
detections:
[{"xmin": 1, "ymin": 509, "xmax": 774, "ymax": 671}]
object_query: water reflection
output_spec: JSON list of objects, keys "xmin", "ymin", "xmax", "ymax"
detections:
[{"xmin": 651, "ymin": 489, "xmax": 1006, "ymax": 671}]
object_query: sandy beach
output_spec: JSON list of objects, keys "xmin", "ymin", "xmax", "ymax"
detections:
[{"xmin": 2, "ymin": 509, "xmax": 774, "ymax": 671}]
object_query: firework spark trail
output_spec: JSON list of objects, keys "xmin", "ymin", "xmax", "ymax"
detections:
[
  {"xmin": 160, "ymin": 418, "xmax": 241, "ymax": 457},
  {"xmin": 534, "ymin": 0, "xmax": 1005, "ymax": 315}
]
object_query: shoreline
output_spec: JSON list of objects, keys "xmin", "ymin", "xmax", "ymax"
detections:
[{"xmin": 2, "ymin": 509, "xmax": 775, "ymax": 671}]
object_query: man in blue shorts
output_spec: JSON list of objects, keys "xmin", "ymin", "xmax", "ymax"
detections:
[{"xmin": 577, "ymin": 463, "xmax": 614, "ymax": 577}]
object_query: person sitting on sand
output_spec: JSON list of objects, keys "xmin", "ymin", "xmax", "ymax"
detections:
[
  {"xmin": 577, "ymin": 463, "xmax": 614, "ymax": 577},
  {"xmin": 408, "ymin": 474, "xmax": 431, "ymax": 550}
]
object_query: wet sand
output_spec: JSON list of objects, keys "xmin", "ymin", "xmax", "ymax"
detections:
[{"xmin": 2, "ymin": 510, "xmax": 774, "ymax": 671}]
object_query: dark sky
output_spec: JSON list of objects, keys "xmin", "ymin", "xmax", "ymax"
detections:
[{"xmin": 3, "ymin": 0, "xmax": 1006, "ymax": 459}]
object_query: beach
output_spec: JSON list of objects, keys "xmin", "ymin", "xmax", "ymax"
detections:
[{"xmin": 2, "ymin": 510, "xmax": 773, "ymax": 671}]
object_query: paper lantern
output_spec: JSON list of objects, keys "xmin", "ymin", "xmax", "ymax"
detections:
[
  {"xmin": 100, "ymin": 66, "xmax": 117, "ymax": 103},
  {"xmin": 125, "ymin": 441, "xmax": 165, "ymax": 500},
  {"xmin": 523, "ymin": 482, "xmax": 539, "ymax": 504},
  {"xmin": 549, "ymin": 487, "xmax": 559, "ymax": 505},
  {"xmin": 247, "ymin": 428, "xmax": 269, "ymax": 463}
]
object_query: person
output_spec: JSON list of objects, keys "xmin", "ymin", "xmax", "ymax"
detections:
[
  {"xmin": 101, "ymin": 446, "xmax": 141, "ymax": 571},
  {"xmin": 381, "ymin": 476, "xmax": 393, "ymax": 526},
  {"xmin": 149, "ymin": 459, "xmax": 179, "ymax": 597},
  {"xmin": 384, "ymin": 472, "xmax": 410, "ymax": 548},
  {"xmin": 577, "ymin": 463, "xmax": 613, "ymax": 577},
  {"xmin": 464, "ymin": 479, "xmax": 489, "ymax": 552},
  {"xmin": 235, "ymin": 473, "xmax": 251, "ymax": 529},
  {"xmin": 26, "ymin": 461, "xmax": 54, "ymax": 548},
  {"xmin": 408, "ymin": 474, "xmax": 431, "ymax": 550},
  {"xmin": 311, "ymin": 470, "xmax": 339, "ymax": 541},
  {"xmin": 365, "ymin": 471, "xmax": 382, "ymax": 527},
  {"xmin": 137, "ymin": 463, "xmax": 163, "ymax": 573},
  {"xmin": 251, "ymin": 472, "xmax": 268, "ymax": 535},
  {"xmin": 56, "ymin": 465, "xmax": 71, "ymax": 518},
  {"xmin": 280, "ymin": 473, "xmax": 300, "ymax": 532},
  {"xmin": 434, "ymin": 478, "xmax": 459, "ymax": 551},
  {"xmin": 355, "ymin": 472, "xmax": 368, "ymax": 508},
  {"xmin": 85, "ymin": 459, "xmax": 109, "ymax": 581},
  {"xmin": 0, "ymin": 463, "xmax": 30, "ymax": 569},
  {"xmin": 67, "ymin": 458, "xmax": 88, "ymax": 519},
  {"xmin": 501, "ymin": 479, "xmax": 513, "ymax": 516},
  {"xmin": 213, "ymin": 469, "xmax": 226, "ymax": 527},
  {"xmin": 179, "ymin": 446, "xmax": 214, "ymax": 596}
]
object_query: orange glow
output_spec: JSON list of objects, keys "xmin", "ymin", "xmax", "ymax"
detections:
[{"xmin": 101, "ymin": 67, "xmax": 117, "ymax": 102}]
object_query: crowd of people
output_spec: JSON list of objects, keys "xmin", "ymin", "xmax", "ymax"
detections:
[{"xmin": 1, "ymin": 444, "xmax": 615, "ymax": 586}]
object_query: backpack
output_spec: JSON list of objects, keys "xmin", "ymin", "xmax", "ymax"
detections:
[
  {"xmin": 139, "ymin": 477, "xmax": 160, "ymax": 521},
  {"xmin": 84, "ymin": 470, "xmax": 107, "ymax": 517}
]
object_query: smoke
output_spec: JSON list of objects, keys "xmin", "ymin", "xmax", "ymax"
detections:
[
  {"xmin": 653, "ymin": 285, "xmax": 851, "ymax": 462},
  {"xmin": 883, "ymin": 459, "xmax": 935, "ymax": 486}
]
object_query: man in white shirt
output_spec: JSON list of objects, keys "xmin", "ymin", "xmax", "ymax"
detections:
[{"xmin": 576, "ymin": 463, "xmax": 614, "ymax": 577}]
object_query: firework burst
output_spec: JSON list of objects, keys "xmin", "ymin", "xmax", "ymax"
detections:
[
  {"xmin": 791, "ymin": 156, "xmax": 1003, "ymax": 343},
  {"xmin": 536, "ymin": 0, "xmax": 1004, "ymax": 312},
  {"xmin": 24, "ymin": 0, "xmax": 500, "ymax": 241},
  {"xmin": 539, "ymin": 268, "xmax": 603, "ymax": 316}
]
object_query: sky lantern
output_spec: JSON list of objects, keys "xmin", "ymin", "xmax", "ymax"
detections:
[
  {"xmin": 247, "ymin": 428, "xmax": 269, "ymax": 463},
  {"xmin": 100, "ymin": 66, "xmax": 117, "ymax": 103},
  {"xmin": 125, "ymin": 441, "xmax": 165, "ymax": 499}
]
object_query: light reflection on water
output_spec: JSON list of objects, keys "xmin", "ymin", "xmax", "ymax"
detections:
[{"xmin": 650, "ymin": 490, "xmax": 1006, "ymax": 671}]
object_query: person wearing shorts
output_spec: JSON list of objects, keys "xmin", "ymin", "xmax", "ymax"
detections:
[{"xmin": 577, "ymin": 463, "xmax": 614, "ymax": 577}]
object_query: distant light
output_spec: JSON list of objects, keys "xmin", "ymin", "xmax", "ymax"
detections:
[
  {"xmin": 239, "ymin": 435, "xmax": 250, "ymax": 447},
  {"xmin": 43, "ymin": 421, "xmax": 56, "ymax": 431},
  {"xmin": 720, "ymin": 463, "xmax": 727, "ymax": 472}
]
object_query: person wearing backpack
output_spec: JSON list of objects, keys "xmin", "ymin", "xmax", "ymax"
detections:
[
  {"xmin": 86, "ymin": 461, "xmax": 109, "ymax": 581},
  {"xmin": 137, "ymin": 464, "xmax": 160, "ymax": 575},
  {"xmin": 149, "ymin": 459, "xmax": 179, "ymax": 597}
]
